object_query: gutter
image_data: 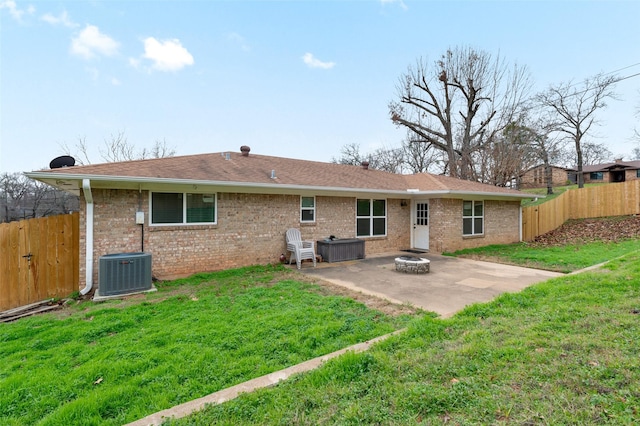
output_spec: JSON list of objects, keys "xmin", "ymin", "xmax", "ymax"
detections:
[
  {"xmin": 25, "ymin": 172, "xmax": 536, "ymax": 200},
  {"xmin": 80, "ymin": 179, "xmax": 94, "ymax": 296},
  {"xmin": 519, "ymin": 205, "xmax": 523, "ymax": 242}
]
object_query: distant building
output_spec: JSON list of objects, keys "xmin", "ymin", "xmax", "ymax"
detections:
[
  {"xmin": 519, "ymin": 165, "xmax": 570, "ymax": 189},
  {"xmin": 566, "ymin": 159, "xmax": 640, "ymax": 184},
  {"xmin": 520, "ymin": 159, "xmax": 640, "ymax": 188}
]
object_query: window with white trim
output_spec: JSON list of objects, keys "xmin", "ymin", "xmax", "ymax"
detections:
[
  {"xmin": 356, "ymin": 199, "xmax": 386, "ymax": 237},
  {"xmin": 463, "ymin": 200, "xmax": 483, "ymax": 236},
  {"xmin": 151, "ymin": 192, "xmax": 216, "ymax": 225},
  {"xmin": 300, "ymin": 196, "xmax": 315, "ymax": 222}
]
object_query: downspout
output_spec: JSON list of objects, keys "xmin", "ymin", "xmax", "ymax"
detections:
[
  {"xmin": 80, "ymin": 179, "xmax": 94, "ymax": 295},
  {"xmin": 519, "ymin": 205, "xmax": 523, "ymax": 242}
]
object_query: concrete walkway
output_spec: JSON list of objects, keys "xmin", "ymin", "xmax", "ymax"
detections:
[
  {"xmin": 299, "ymin": 252, "xmax": 563, "ymax": 317},
  {"xmin": 127, "ymin": 254, "xmax": 562, "ymax": 424}
]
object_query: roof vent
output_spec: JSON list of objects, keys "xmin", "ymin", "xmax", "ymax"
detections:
[
  {"xmin": 361, "ymin": 160, "xmax": 369, "ymax": 170},
  {"xmin": 240, "ymin": 145, "xmax": 251, "ymax": 156},
  {"xmin": 270, "ymin": 169, "xmax": 276, "ymax": 179},
  {"xmin": 49, "ymin": 155, "xmax": 76, "ymax": 169}
]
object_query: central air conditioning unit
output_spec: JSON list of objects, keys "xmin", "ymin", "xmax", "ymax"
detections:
[{"xmin": 98, "ymin": 252, "xmax": 152, "ymax": 296}]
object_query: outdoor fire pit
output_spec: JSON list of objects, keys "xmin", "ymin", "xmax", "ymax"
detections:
[{"xmin": 394, "ymin": 256, "xmax": 430, "ymax": 274}]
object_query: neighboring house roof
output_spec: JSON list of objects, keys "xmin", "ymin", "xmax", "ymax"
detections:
[
  {"xmin": 566, "ymin": 160, "xmax": 640, "ymax": 173},
  {"xmin": 26, "ymin": 149, "xmax": 533, "ymax": 200}
]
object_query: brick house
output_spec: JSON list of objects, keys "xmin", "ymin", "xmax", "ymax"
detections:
[
  {"xmin": 519, "ymin": 165, "xmax": 570, "ymax": 189},
  {"xmin": 566, "ymin": 159, "xmax": 640, "ymax": 184},
  {"xmin": 27, "ymin": 147, "xmax": 533, "ymax": 294}
]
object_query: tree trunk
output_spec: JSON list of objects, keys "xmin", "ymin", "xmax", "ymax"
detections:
[{"xmin": 576, "ymin": 134, "xmax": 584, "ymax": 189}]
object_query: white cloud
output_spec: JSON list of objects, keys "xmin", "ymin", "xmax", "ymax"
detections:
[
  {"xmin": 71, "ymin": 24, "xmax": 119, "ymax": 59},
  {"xmin": 380, "ymin": 0, "xmax": 408, "ymax": 10},
  {"xmin": 41, "ymin": 10, "xmax": 77, "ymax": 28},
  {"xmin": 0, "ymin": 0, "xmax": 34, "ymax": 21},
  {"xmin": 302, "ymin": 53, "xmax": 335, "ymax": 70},
  {"xmin": 227, "ymin": 32, "xmax": 250, "ymax": 52},
  {"xmin": 111, "ymin": 77, "xmax": 121, "ymax": 86},
  {"xmin": 141, "ymin": 37, "xmax": 194, "ymax": 72}
]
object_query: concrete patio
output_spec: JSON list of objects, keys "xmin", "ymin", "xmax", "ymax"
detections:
[{"xmin": 298, "ymin": 252, "xmax": 563, "ymax": 317}]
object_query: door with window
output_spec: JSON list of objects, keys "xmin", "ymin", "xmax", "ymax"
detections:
[{"xmin": 413, "ymin": 200, "xmax": 429, "ymax": 250}]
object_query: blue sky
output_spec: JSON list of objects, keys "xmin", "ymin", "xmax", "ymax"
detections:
[{"xmin": 1, "ymin": 0, "xmax": 639, "ymax": 173}]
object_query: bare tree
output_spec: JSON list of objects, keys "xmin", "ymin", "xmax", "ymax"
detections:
[
  {"xmin": 0, "ymin": 172, "xmax": 79, "ymax": 222},
  {"xmin": 506, "ymin": 116, "xmax": 568, "ymax": 194},
  {"xmin": 100, "ymin": 131, "xmax": 136, "ymax": 162},
  {"xmin": 536, "ymin": 73, "xmax": 618, "ymax": 188},
  {"xmin": 331, "ymin": 143, "xmax": 404, "ymax": 173},
  {"xmin": 142, "ymin": 138, "xmax": 176, "ymax": 159},
  {"xmin": 369, "ymin": 146, "xmax": 405, "ymax": 173},
  {"xmin": 631, "ymin": 92, "xmax": 640, "ymax": 159},
  {"xmin": 389, "ymin": 46, "xmax": 532, "ymax": 180},
  {"xmin": 59, "ymin": 136, "xmax": 92, "ymax": 166},
  {"xmin": 402, "ymin": 137, "xmax": 443, "ymax": 174},
  {"xmin": 332, "ymin": 143, "xmax": 365, "ymax": 166},
  {"xmin": 579, "ymin": 141, "xmax": 613, "ymax": 165},
  {"xmin": 332, "ymin": 140, "xmax": 441, "ymax": 174},
  {"xmin": 59, "ymin": 131, "xmax": 176, "ymax": 164},
  {"xmin": 476, "ymin": 121, "xmax": 539, "ymax": 187}
]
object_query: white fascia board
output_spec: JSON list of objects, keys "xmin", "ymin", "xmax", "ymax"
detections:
[{"xmin": 25, "ymin": 172, "xmax": 534, "ymax": 200}]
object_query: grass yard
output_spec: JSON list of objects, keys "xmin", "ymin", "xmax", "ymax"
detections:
[
  {"xmin": 520, "ymin": 183, "xmax": 606, "ymax": 207},
  {"xmin": 0, "ymin": 265, "xmax": 417, "ymax": 426},
  {"xmin": 447, "ymin": 238, "xmax": 640, "ymax": 272},
  {"xmin": 166, "ymin": 251, "xmax": 640, "ymax": 425}
]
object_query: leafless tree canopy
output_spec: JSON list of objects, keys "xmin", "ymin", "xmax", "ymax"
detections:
[
  {"xmin": 59, "ymin": 131, "xmax": 176, "ymax": 165},
  {"xmin": 579, "ymin": 141, "xmax": 613, "ymax": 165},
  {"xmin": 390, "ymin": 46, "xmax": 532, "ymax": 180},
  {"xmin": 535, "ymin": 73, "xmax": 618, "ymax": 187},
  {"xmin": 332, "ymin": 140, "xmax": 440, "ymax": 174},
  {"xmin": 1, "ymin": 172, "xmax": 79, "ymax": 222}
]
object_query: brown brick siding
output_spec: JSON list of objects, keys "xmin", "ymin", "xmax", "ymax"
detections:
[
  {"xmin": 428, "ymin": 199, "xmax": 520, "ymax": 253},
  {"xmin": 79, "ymin": 191, "xmax": 411, "ymax": 286},
  {"xmin": 79, "ymin": 190, "xmax": 520, "ymax": 287},
  {"xmin": 583, "ymin": 169, "xmax": 639, "ymax": 184},
  {"xmin": 520, "ymin": 166, "xmax": 569, "ymax": 188}
]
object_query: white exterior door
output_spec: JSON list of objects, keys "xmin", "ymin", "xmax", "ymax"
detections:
[{"xmin": 413, "ymin": 200, "xmax": 429, "ymax": 250}]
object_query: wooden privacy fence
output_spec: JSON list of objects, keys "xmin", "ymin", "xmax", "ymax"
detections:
[
  {"xmin": 522, "ymin": 180, "xmax": 640, "ymax": 241},
  {"xmin": 0, "ymin": 212, "xmax": 79, "ymax": 311}
]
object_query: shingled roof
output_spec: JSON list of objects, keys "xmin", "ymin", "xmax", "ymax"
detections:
[
  {"xmin": 26, "ymin": 148, "xmax": 532, "ymax": 200},
  {"xmin": 567, "ymin": 160, "xmax": 640, "ymax": 173}
]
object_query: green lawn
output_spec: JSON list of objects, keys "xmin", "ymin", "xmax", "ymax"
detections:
[
  {"xmin": 166, "ymin": 251, "xmax": 640, "ymax": 425},
  {"xmin": 446, "ymin": 239, "xmax": 640, "ymax": 272},
  {"xmin": 0, "ymin": 265, "xmax": 415, "ymax": 425},
  {"xmin": 520, "ymin": 183, "xmax": 607, "ymax": 207}
]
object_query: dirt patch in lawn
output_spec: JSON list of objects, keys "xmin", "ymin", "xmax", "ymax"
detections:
[
  {"xmin": 297, "ymin": 275, "xmax": 423, "ymax": 317},
  {"xmin": 531, "ymin": 215, "xmax": 640, "ymax": 247},
  {"xmin": 48, "ymin": 269, "xmax": 421, "ymax": 320}
]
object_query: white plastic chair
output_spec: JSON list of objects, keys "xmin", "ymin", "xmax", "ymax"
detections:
[{"xmin": 286, "ymin": 228, "xmax": 317, "ymax": 269}]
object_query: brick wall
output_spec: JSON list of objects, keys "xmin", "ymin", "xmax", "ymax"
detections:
[
  {"xmin": 79, "ymin": 189, "xmax": 520, "ymax": 287},
  {"xmin": 428, "ymin": 198, "xmax": 520, "ymax": 253},
  {"xmin": 79, "ymin": 191, "xmax": 410, "ymax": 286},
  {"xmin": 520, "ymin": 166, "xmax": 569, "ymax": 188}
]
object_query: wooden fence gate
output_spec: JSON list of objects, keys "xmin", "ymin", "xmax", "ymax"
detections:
[{"xmin": 0, "ymin": 213, "xmax": 79, "ymax": 311}]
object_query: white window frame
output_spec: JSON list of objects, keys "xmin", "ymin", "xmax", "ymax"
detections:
[
  {"xmin": 300, "ymin": 196, "xmax": 316, "ymax": 223},
  {"xmin": 462, "ymin": 200, "xmax": 484, "ymax": 236},
  {"xmin": 356, "ymin": 198, "xmax": 387, "ymax": 237},
  {"xmin": 150, "ymin": 192, "xmax": 217, "ymax": 226}
]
